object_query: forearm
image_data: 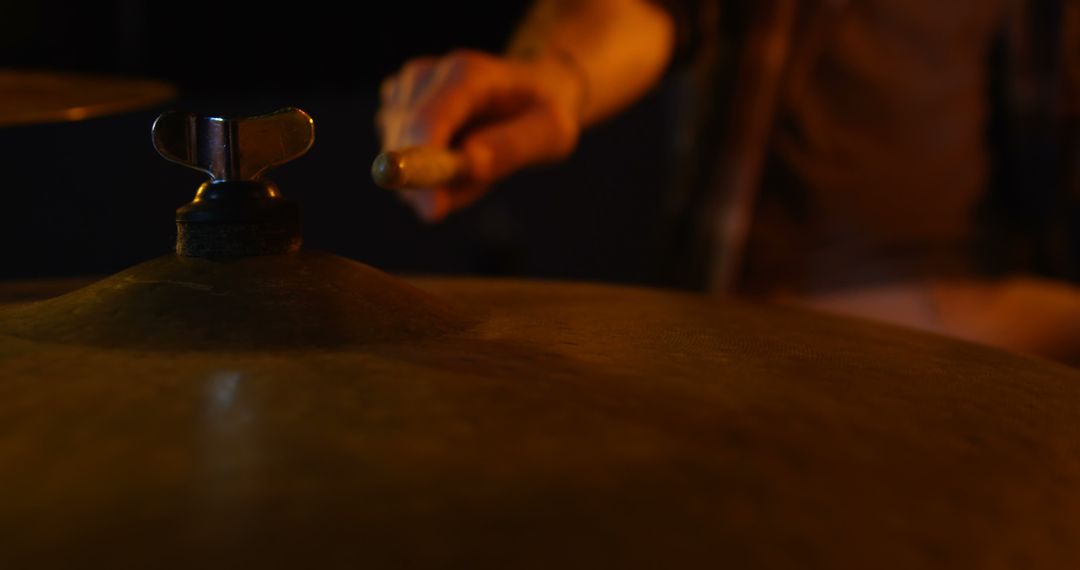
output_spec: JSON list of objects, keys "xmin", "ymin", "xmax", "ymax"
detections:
[{"xmin": 507, "ymin": 0, "xmax": 676, "ymax": 126}]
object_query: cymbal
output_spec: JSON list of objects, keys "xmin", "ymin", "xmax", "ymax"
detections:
[
  {"xmin": 0, "ymin": 69, "xmax": 175, "ymax": 126},
  {"xmin": 0, "ymin": 252, "xmax": 471, "ymax": 350},
  {"xmin": 4, "ymin": 106, "xmax": 1077, "ymax": 567},
  {"xmin": 1, "ymin": 254, "xmax": 1078, "ymax": 568}
]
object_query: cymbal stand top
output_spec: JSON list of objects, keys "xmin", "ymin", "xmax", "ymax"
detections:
[{"xmin": 151, "ymin": 107, "xmax": 315, "ymax": 259}]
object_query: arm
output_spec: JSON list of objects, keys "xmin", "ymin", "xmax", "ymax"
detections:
[
  {"xmin": 507, "ymin": 0, "xmax": 677, "ymax": 126},
  {"xmin": 376, "ymin": 0, "xmax": 676, "ymax": 221}
]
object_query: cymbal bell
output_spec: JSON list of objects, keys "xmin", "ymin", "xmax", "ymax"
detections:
[
  {"xmin": 0, "ymin": 251, "xmax": 471, "ymax": 350},
  {"xmin": 0, "ymin": 69, "xmax": 175, "ymax": 127}
]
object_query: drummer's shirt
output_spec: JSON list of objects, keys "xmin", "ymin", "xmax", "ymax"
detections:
[{"xmin": 679, "ymin": 0, "xmax": 1008, "ymax": 294}]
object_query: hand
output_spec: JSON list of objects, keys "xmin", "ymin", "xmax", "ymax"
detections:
[{"xmin": 376, "ymin": 49, "xmax": 586, "ymax": 222}]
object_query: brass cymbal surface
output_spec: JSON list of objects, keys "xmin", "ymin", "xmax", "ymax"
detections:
[
  {"xmin": 1, "ymin": 258, "xmax": 1078, "ymax": 568},
  {"xmin": 0, "ymin": 69, "xmax": 175, "ymax": 126}
]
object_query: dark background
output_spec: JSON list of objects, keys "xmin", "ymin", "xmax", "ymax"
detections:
[{"xmin": 0, "ymin": 1, "xmax": 677, "ymax": 284}]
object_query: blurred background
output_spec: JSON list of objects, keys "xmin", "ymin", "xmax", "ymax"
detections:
[{"xmin": 0, "ymin": 0, "xmax": 676, "ymax": 284}]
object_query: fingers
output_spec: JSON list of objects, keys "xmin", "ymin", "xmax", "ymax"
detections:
[
  {"xmin": 377, "ymin": 56, "xmax": 440, "ymax": 150},
  {"xmin": 378, "ymin": 50, "xmax": 507, "ymax": 150},
  {"xmin": 379, "ymin": 56, "xmax": 437, "ymax": 107},
  {"xmin": 374, "ymin": 50, "xmax": 582, "ymax": 223}
]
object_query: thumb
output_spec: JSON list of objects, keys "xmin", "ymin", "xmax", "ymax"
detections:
[{"xmin": 398, "ymin": 188, "xmax": 452, "ymax": 223}]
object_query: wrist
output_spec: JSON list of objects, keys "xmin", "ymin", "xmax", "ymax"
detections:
[
  {"xmin": 545, "ymin": 49, "xmax": 591, "ymax": 123},
  {"xmin": 525, "ymin": 50, "xmax": 591, "ymax": 126}
]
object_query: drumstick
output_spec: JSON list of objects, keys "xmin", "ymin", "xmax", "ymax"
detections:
[{"xmin": 371, "ymin": 146, "xmax": 467, "ymax": 190}]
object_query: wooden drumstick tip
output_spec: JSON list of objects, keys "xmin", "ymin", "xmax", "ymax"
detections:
[
  {"xmin": 371, "ymin": 146, "xmax": 466, "ymax": 190},
  {"xmin": 371, "ymin": 151, "xmax": 407, "ymax": 189}
]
